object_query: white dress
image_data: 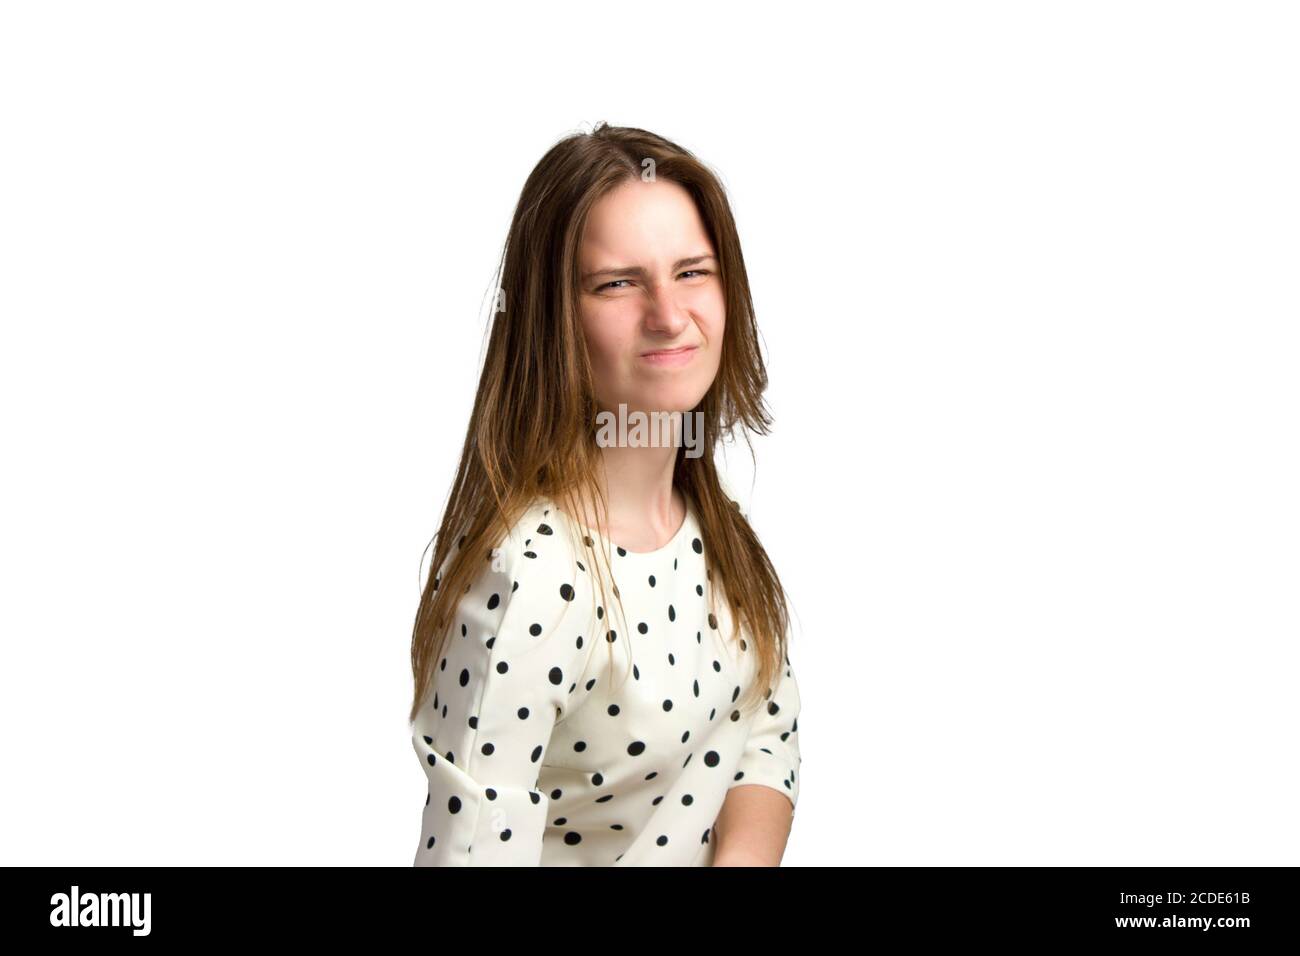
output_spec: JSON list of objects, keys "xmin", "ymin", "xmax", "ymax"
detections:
[{"xmin": 410, "ymin": 495, "xmax": 802, "ymax": 866}]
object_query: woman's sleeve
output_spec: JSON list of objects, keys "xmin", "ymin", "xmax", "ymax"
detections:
[
  {"xmin": 728, "ymin": 648, "xmax": 802, "ymax": 812},
  {"xmin": 411, "ymin": 536, "xmax": 594, "ymax": 866}
]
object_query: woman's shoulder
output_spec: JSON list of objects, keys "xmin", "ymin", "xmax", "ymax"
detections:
[
  {"xmin": 475, "ymin": 495, "xmax": 590, "ymax": 586},
  {"xmin": 481, "ymin": 496, "xmax": 604, "ymax": 643}
]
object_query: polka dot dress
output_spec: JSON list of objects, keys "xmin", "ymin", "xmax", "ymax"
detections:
[{"xmin": 411, "ymin": 495, "xmax": 802, "ymax": 866}]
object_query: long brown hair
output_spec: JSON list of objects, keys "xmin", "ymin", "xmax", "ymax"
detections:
[{"xmin": 408, "ymin": 122, "xmax": 790, "ymax": 725}]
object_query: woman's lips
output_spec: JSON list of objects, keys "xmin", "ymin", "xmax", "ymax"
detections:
[{"xmin": 640, "ymin": 346, "xmax": 698, "ymax": 367}]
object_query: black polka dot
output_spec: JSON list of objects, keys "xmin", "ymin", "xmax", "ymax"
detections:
[
  {"xmin": 627, "ymin": 741, "xmax": 646, "ymax": 756},
  {"xmin": 529, "ymin": 623, "xmax": 542, "ymax": 636},
  {"xmin": 487, "ymin": 593, "xmax": 500, "ymax": 610},
  {"xmin": 448, "ymin": 796, "xmax": 462, "ymax": 813},
  {"xmin": 548, "ymin": 666, "xmax": 563, "ymax": 684},
  {"xmin": 692, "ymin": 537, "xmax": 702, "ymax": 553},
  {"xmin": 560, "ymin": 583, "xmax": 574, "ymax": 601},
  {"xmin": 704, "ymin": 751, "xmax": 720, "ymax": 766}
]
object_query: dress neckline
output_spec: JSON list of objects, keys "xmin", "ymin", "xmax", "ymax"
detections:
[{"xmin": 551, "ymin": 494, "xmax": 695, "ymax": 559}]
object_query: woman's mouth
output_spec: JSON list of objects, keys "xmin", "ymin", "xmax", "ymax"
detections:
[{"xmin": 640, "ymin": 345, "xmax": 698, "ymax": 367}]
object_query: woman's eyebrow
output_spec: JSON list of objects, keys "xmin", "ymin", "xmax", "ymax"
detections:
[{"xmin": 582, "ymin": 253, "xmax": 716, "ymax": 281}]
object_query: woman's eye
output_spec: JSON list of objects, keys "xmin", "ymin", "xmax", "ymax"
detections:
[{"xmin": 597, "ymin": 270, "xmax": 710, "ymax": 291}]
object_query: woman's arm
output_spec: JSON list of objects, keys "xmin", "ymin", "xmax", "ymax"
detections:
[
  {"xmin": 713, "ymin": 649, "xmax": 802, "ymax": 866},
  {"xmin": 711, "ymin": 783, "xmax": 794, "ymax": 866}
]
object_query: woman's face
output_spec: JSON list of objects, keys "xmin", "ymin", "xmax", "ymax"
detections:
[{"xmin": 577, "ymin": 178, "xmax": 725, "ymax": 416}]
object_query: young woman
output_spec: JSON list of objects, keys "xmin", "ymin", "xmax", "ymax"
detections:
[{"xmin": 409, "ymin": 123, "xmax": 801, "ymax": 866}]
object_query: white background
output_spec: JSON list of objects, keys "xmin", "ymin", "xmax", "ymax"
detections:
[{"xmin": 2, "ymin": 1, "xmax": 1296, "ymax": 866}]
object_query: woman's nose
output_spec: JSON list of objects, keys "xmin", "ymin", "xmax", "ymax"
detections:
[{"xmin": 643, "ymin": 280, "xmax": 689, "ymax": 333}]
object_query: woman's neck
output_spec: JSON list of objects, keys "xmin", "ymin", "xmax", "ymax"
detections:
[{"xmin": 591, "ymin": 442, "xmax": 684, "ymax": 552}]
